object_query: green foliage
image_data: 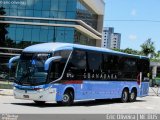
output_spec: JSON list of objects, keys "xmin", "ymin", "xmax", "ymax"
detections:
[
  {"xmin": 154, "ymin": 52, "xmax": 160, "ymax": 59},
  {"xmin": 112, "ymin": 48, "xmax": 123, "ymax": 52},
  {"xmin": 157, "ymin": 73, "xmax": 160, "ymax": 78},
  {"xmin": 150, "ymin": 59, "xmax": 160, "ymax": 62},
  {"xmin": 112, "ymin": 48, "xmax": 140, "ymax": 55},
  {"xmin": 113, "ymin": 39, "xmax": 157, "ymax": 59},
  {"xmin": 140, "ymin": 38, "xmax": 155, "ymax": 57}
]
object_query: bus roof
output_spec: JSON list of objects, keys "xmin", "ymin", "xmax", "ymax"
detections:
[{"xmin": 23, "ymin": 42, "xmax": 148, "ymax": 59}]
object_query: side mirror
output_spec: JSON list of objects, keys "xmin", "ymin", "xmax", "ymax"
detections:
[
  {"xmin": 8, "ymin": 56, "xmax": 20, "ymax": 69},
  {"xmin": 44, "ymin": 56, "xmax": 62, "ymax": 71}
]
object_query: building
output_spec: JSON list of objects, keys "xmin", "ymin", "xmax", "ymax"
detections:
[
  {"xmin": 150, "ymin": 62, "xmax": 160, "ymax": 79},
  {"xmin": 0, "ymin": 0, "xmax": 105, "ymax": 79},
  {"xmin": 110, "ymin": 33, "xmax": 121, "ymax": 49},
  {"xmin": 102, "ymin": 27, "xmax": 121, "ymax": 49},
  {"xmin": 101, "ymin": 27, "xmax": 113, "ymax": 48}
]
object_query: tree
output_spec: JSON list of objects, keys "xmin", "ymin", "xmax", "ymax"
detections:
[
  {"xmin": 140, "ymin": 38, "xmax": 155, "ymax": 58},
  {"xmin": 112, "ymin": 48, "xmax": 123, "ymax": 52},
  {"xmin": 123, "ymin": 48, "xmax": 140, "ymax": 55},
  {"xmin": 154, "ymin": 51, "xmax": 160, "ymax": 60},
  {"xmin": 112, "ymin": 48, "xmax": 140, "ymax": 55}
]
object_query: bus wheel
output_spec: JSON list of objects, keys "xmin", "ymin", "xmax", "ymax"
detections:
[
  {"xmin": 129, "ymin": 89, "xmax": 137, "ymax": 102},
  {"xmin": 58, "ymin": 90, "xmax": 74, "ymax": 106},
  {"xmin": 34, "ymin": 101, "xmax": 46, "ymax": 105},
  {"xmin": 121, "ymin": 89, "xmax": 129, "ymax": 103}
]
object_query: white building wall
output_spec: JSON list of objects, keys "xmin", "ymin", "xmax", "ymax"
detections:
[
  {"xmin": 82, "ymin": 0, "xmax": 105, "ymax": 47},
  {"xmin": 82, "ymin": 0, "xmax": 105, "ymax": 15},
  {"xmin": 111, "ymin": 33, "xmax": 121, "ymax": 49},
  {"xmin": 101, "ymin": 27, "xmax": 121, "ymax": 49}
]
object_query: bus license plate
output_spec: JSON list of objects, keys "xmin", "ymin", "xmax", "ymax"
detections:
[{"xmin": 23, "ymin": 95, "xmax": 29, "ymax": 98}]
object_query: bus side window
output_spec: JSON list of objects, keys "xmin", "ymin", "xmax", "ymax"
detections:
[
  {"xmin": 119, "ymin": 57, "xmax": 138, "ymax": 80},
  {"xmin": 141, "ymin": 59, "xmax": 150, "ymax": 79},
  {"xmin": 102, "ymin": 54, "xmax": 119, "ymax": 79},
  {"xmin": 49, "ymin": 59, "xmax": 64, "ymax": 81},
  {"xmin": 103, "ymin": 54, "xmax": 109, "ymax": 71},
  {"xmin": 110, "ymin": 55, "xmax": 119, "ymax": 72},
  {"xmin": 54, "ymin": 50, "xmax": 71, "ymax": 59},
  {"xmin": 87, "ymin": 51, "xmax": 102, "ymax": 71},
  {"xmin": 65, "ymin": 50, "xmax": 87, "ymax": 80},
  {"xmin": 87, "ymin": 51, "xmax": 102, "ymax": 80},
  {"xmin": 103, "ymin": 54, "xmax": 116, "ymax": 71},
  {"xmin": 49, "ymin": 50, "xmax": 72, "ymax": 81},
  {"xmin": 70, "ymin": 50, "xmax": 86, "ymax": 70}
]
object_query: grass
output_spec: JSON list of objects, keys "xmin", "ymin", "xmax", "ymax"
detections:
[
  {"xmin": 155, "ymin": 77, "xmax": 160, "ymax": 80},
  {"xmin": 0, "ymin": 80, "xmax": 13, "ymax": 89},
  {"xmin": 150, "ymin": 59, "xmax": 160, "ymax": 62}
]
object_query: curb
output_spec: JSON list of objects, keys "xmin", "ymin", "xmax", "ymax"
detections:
[{"xmin": 0, "ymin": 89, "xmax": 13, "ymax": 96}]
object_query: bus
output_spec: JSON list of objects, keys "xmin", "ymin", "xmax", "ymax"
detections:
[{"xmin": 9, "ymin": 42, "xmax": 150, "ymax": 105}]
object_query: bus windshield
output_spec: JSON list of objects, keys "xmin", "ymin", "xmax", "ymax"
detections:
[
  {"xmin": 15, "ymin": 53, "xmax": 51, "ymax": 85},
  {"xmin": 15, "ymin": 50, "xmax": 72, "ymax": 86}
]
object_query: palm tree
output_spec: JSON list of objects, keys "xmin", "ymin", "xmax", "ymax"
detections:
[{"xmin": 140, "ymin": 39, "xmax": 155, "ymax": 58}]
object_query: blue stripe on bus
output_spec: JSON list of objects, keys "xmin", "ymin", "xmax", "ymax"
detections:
[{"xmin": 14, "ymin": 80, "xmax": 149, "ymax": 101}]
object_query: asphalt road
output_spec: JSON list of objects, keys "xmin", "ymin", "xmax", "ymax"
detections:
[{"xmin": 0, "ymin": 93, "xmax": 160, "ymax": 114}]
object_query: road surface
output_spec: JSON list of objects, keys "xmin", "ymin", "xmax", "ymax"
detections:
[{"xmin": 0, "ymin": 94, "xmax": 160, "ymax": 114}]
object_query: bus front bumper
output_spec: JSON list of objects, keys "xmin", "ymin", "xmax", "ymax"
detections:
[{"xmin": 13, "ymin": 87, "xmax": 57, "ymax": 102}]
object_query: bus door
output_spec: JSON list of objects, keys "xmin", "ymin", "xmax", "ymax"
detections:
[
  {"xmin": 138, "ymin": 58, "xmax": 150, "ymax": 97},
  {"xmin": 137, "ymin": 72, "xmax": 149, "ymax": 97},
  {"xmin": 140, "ymin": 82, "xmax": 149, "ymax": 97}
]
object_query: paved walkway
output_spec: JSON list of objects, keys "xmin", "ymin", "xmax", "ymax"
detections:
[
  {"xmin": 149, "ymin": 87, "xmax": 160, "ymax": 96},
  {"xmin": 0, "ymin": 89, "xmax": 13, "ymax": 96}
]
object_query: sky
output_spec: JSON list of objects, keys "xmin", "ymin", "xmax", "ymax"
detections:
[{"xmin": 103, "ymin": 0, "xmax": 160, "ymax": 51}]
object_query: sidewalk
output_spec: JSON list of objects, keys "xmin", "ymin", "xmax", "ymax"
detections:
[
  {"xmin": 0, "ymin": 89, "xmax": 13, "ymax": 96},
  {"xmin": 149, "ymin": 87, "xmax": 160, "ymax": 96},
  {"xmin": 0, "ymin": 80, "xmax": 13, "ymax": 96}
]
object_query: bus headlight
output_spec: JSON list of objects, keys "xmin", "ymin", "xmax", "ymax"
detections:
[
  {"xmin": 13, "ymin": 87, "xmax": 16, "ymax": 90},
  {"xmin": 13, "ymin": 86, "xmax": 17, "ymax": 90}
]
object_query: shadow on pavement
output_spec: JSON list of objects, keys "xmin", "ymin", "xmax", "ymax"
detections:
[{"xmin": 10, "ymin": 99, "xmax": 146, "ymax": 108}]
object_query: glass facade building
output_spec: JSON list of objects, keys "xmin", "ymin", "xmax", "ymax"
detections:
[{"xmin": 0, "ymin": 0, "xmax": 105, "ymax": 79}]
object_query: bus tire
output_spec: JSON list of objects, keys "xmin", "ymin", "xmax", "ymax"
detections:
[
  {"xmin": 129, "ymin": 89, "xmax": 137, "ymax": 102},
  {"xmin": 57, "ymin": 90, "xmax": 74, "ymax": 106},
  {"xmin": 121, "ymin": 89, "xmax": 129, "ymax": 103},
  {"xmin": 34, "ymin": 101, "xmax": 46, "ymax": 105}
]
